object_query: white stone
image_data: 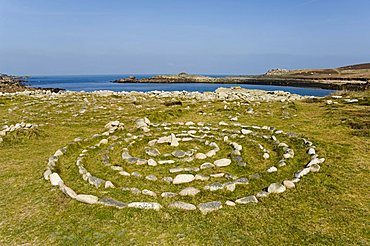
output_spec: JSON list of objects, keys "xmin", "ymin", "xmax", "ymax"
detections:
[
  {"xmin": 169, "ymin": 201, "xmax": 196, "ymax": 211},
  {"xmin": 104, "ymin": 181, "xmax": 115, "ymax": 188},
  {"xmin": 119, "ymin": 171, "xmax": 131, "ymax": 176},
  {"xmin": 75, "ymin": 194, "xmax": 99, "ymax": 204},
  {"xmin": 50, "ymin": 173, "xmax": 62, "ymax": 186},
  {"xmin": 267, "ymin": 166, "xmax": 277, "ymax": 173},
  {"xmin": 295, "ymin": 168, "xmax": 311, "ymax": 178},
  {"xmin": 173, "ymin": 174, "xmax": 195, "ymax": 184},
  {"xmin": 179, "ymin": 187, "xmax": 200, "ymax": 196},
  {"xmin": 241, "ymin": 129, "xmax": 253, "ymax": 135},
  {"xmin": 235, "ymin": 195, "xmax": 258, "ymax": 204},
  {"xmin": 147, "ymin": 159, "xmax": 157, "ymax": 166},
  {"xmin": 225, "ymin": 200, "xmax": 236, "ymax": 206},
  {"xmin": 263, "ymin": 153, "xmax": 270, "ymax": 159},
  {"xmin": 283, "ymin": 180, "xmax": 295, "ymax": 189},
  {"xmin": 195, "ymin": 153, "xmax": 207, "ymax": 159},
  {"xmin": 170, "ymin": 133, "xmax": 179, "ymax": 147},
  {"xmin": 268, "ymin": 183, "xmax": 286, "ymax": 193},
  {"xmin": 158, "ymin": 160, "xmax": 175, "ymax": 164},
  {"xmin": 214, "ymin": 158, "xmax": 231, "ymax": 167},
  {"xmin": 128, "ymin": 202, "xmax": 162, "ymax": 211}
]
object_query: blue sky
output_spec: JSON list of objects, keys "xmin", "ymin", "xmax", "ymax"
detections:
[{"xmin": 0, "ymin": 0, "xmax": 369, "ymax": 75}]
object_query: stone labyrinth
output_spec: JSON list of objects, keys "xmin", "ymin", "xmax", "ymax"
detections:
[{"xmin": 44, "ymin": 118, "xmax": 325, "ymax": 214}]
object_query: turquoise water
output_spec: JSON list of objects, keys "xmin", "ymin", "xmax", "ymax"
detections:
[{"xmin": 26, "ymin": 74, "xmax": 335, "ymax": 96}]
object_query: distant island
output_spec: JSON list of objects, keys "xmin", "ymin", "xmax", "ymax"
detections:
[{"xmin": 113, "ymin": 63, "xmax": 370, "ymax": 90}]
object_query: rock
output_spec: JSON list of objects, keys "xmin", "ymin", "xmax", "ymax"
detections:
[
  {"xmin": 170, "ymin": 133, "xmax": 179, "ymax": 147},
  {"xmin": 308, "ymin": 148, "xmax": 316, "ymax": 155},
  {"xmin": 157, "ymin": 135, "xmax": 171, "ymax": 144},
  {"xmin": 147, "ymin": 159, "xmax": 157, "ymax": 166},
  {"xmin": 98, "ymin": 197, "xmax": 126, "ymax": 209},
  {"xmin": 145, "ymin": 175, "xmax": 158, "ymax": 181},
  {"xmin": 225, "ymin": 183, "xmax": 236, "ymax": 192},
  {"xmin": 119, "ymin": 171, "xmax": 131, "ymax": 176},
  {"xmin": 135, "ymin": 118, "xmax": 148, "ymax": 128},
  {"xmin": 295, "ymin": 168, "xmax": 310, "ymax": 178},
  {"xmin": 179, "ymin": 187, "xmax": 200, "ymax": 196},
  {"xmin": 59, "ymin": 184, "xmax": 77, "ymax": 198},
  {"xmin": 170, "ymin": 167, "xmax": 184, "ymax": 173},
  {"xmin": 169, "ymin": 201, "xmax": 196, "ymax": 211},
  {"xmin": 234, "ymin": 177, "xmax": 249, "ymax": 185},
  {"xmin": 205, "ymin": 183, "xmax": 224, "ymax": 191},
  {"xmin": 128, "ymin": 202, "xmax": 162, "ymax": 211},
  {"xmin": 136, "ymin": 158, "xmax": 147, "ymax": 165},
  {"xmin": 43, "ymin": 169, "xmax": 52, "ymax": 180},
  {"xmin": 195, "ymin": 174, "xmax": 209, "ymax": 181},
  {"xmin": 283, "ymin": 180, "xmax": 295, "ymax": 189},
  {"xmin": 99, "ymin": 139, "xmax": 108, "ymax": 145},
  {"xmin": 111, "ymin": 165, "xmax": 123, "ymax": 171},
  {"xmin": 162, "ymin": 177, "xmax": 173, "ymax": 183},
  {"xmin": 172, "ymin": 150, "xmax": 186, "ymax": 158},
  {"xmin": 50, "ymin": 173, "xmax": 62, "ymax": 186},
  {"xmin": 235, "ymin": 195, "xmax": 258, "ymax": 204},
  {"xmin": 256, "ymin": 191, "xmax": 269, "ymax": 198},
  {"xmin": 210, "ymin": 173, "xmax": 225, "ymax": 178},
  {"xmin": 263, "ymin": 153, "xmax": 270, "ymax": 159},
  {"xmin": 241, "ymin": 129, "xmax": 253, "ymax": 135},
  {"xmin": 205, "ymin": 150, "xmax": 216, "ymax": 157},
  {"xmin": 249, "ymin": 173, "xmax": 261, "ymax": 179},
  {"xmin": 310, "ymin": 164, "xmax": 321, "ymax": 172},
  {"xmin": 142, "ymin": 189, "xmax": 157, "ymax": 197},
  {"xmin": 75, "ymin": 194, "xmax": 99, "ymax": 204},
  {"xmin": 267, "ymin": 166, "xmax": 278, "ymax": 173},
  {"xmin": 161, "ymin": 192, "xmax": 177, "ymax": 198},
  {"xmin": 214, "ymin": 158, "xmax": 231, "ymax": 167},
  {"xmin": 145, "ymin": 147, "xmax": 160, "ymax": 157},
  {"xmin": 104, "ymin": 181, "xmax": 115, "ymax": 188},
  {"xmin": 268, "ymin": 183, "xmax": 286, "ymax": 193},
  {"xmin": 200, "ymin": 162, "xmax": 215, "ymax": 169},
  {"xmin": 195, "ymin": 153, "xmax": 207, "ymax": 159},
  {"xmin": 225, "ymin": 200, "xmax": 236, "ymax": 206},
  {"xmin": 131, "ymin": 171, "xmax": 142, "ymax": 177},
  {"xmin": 198, "ymin": 201, "xmax": 223, "ymax": 214},
  {"xmin": 173, "ymin": 174, "xmax": 195, "ymax": 184},
  {"xmin": 158, "ymin": 160, "xmax": 175, "ymax": 164}
]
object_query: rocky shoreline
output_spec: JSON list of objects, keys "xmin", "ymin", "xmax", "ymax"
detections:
[{"xmin": 113, "ymin": 73, "xmax": 369, "ymax": 91}]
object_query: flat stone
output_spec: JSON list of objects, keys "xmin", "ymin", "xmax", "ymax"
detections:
[
  {"xmin": 128, "ymin": 202, "xmax": 162, "ymax": 211},
  {"xmin": 310, "ymin": 164, "xmax": 321, "ymax": 172},
  {"xmin": 170, "ymin": 167, "xmax": 184, "ymax": 173},
  {"xmin": 200, "ymin": 162, "xmax": 215, "ymax": 169},
  {"xmin": 268, "ymin": 183, "xmax": 286, "ymax": 193},
  {"xmin": 157, "ymin": 135, "xmax": 171, "ymax": 143},
  {"xmin": 210, "ymin": 173, "xmax": 225, "ymax": 178},
  {"xmin": 98, "ymin": 197, "xmax": 126, "ymax": 209},
  {"xmin": 145, "ymin": 147, "xmax": 160, "ymax": 157},
  {"xmin": 142, "ymin": 189, "xmax": 157, "ymax": 197},
  {"xmin": 256, "ymin": 191, "xmax": 269, "ymax": 198},
  {"xmin": 267, "ymin": 166, "xmax": 278, "ymax": 173},
  {"xmin": 145, "ymin": 175, "xmax": 158, "ymax": 181},
  {"xmin": 104, "ymin": 181, "xmax": 115, "ymax": 188},
  {"xmin": 263, "ymin": 153, "xmax": 270, "ymax": 159},
  {"xmin": 249, "ymin": 173, "xmax": 261, "ymax": 179},
  {"xmin": 170, "ymin": 133, "xmax": 179, "ymax": 147},
  {"xmin": 195, "ymin": 174, "xmax": 210, "ymax": 181},
  {"xmin": 158, "ymin": 160, "xmax": 175, "ymax": 164},
  {"xmin": 234, "ymin": 177, "xmax": 249, "ymax": 185},
  {"xmin": 119, "ymin": 171, "xmax": 131, "ymax": 176},
  {"xmin": 179, "ymin": 187, "xmax": 200, "ymax": 196},
  {"xmin": 75, "ymin": 194, "xmax": 99, "ymax": 204},
  {"xmin": 205, "ymin": 183, "xmax": 224, "ymax": 191},
  {"xmin": 214, "ymin": 158, "xmax": 231, "ymax": 167},
  {"xmin": 147, "ymin": 159, "xmax": 157, "ymax": 166},
  {"xmin": 131, "ymin": 171, "xmax": 142, "ymax": 177},
  {"xmin": 283, "ymin": 180, "xmax": 295, "ymax": 189},
  {"xmin": 198, "ymin": 201, "xmax": 223, "ymax": 214},
  {"xmin": 161, "ymin": 192, "xmax": 177, "ymax": 198},
  {"xmin": 235, "ymin": 195, "xmax": 258, "ymax": 204},
  {"xmin": 169, "ymin": 201, "xmax": 197, "ymax": 211},
  {"xmin": 225, "ymin": 183, "xmax": 236, "ymax": 192},
  {"xmin": 295, "ymin": 168, "xmax": 310, "ymax": 178},
  {"xmin": 59, "ymin": 184, "xmax": 77, "ymax": 198},
  {"xmin": 43, "ymin": 169, "xmax": 52, "ymax": 180},
  {"xmin": 206, "ymin": 150, "xmax": 216, "ymax": 157},
  {"xmin": 111, "ymin": 166, "xmax": 123, "ymax": 171},
  {"xmin": 172, "ymin": 150, "xmax": 186, "ymax": 158},
  {"xmin": 195, "ymin": 153, "xmax": 207, "ymax": 159},
  {"xmin": 241, "ymin": 129, "xmax": 253, "ymax": 134},
  {"xmin": 173, "ymin": 174, "xmax": 195, "ymax": 184},
  {"xmin": 162, "ymin": 177, "xmax": 173, "ymax": 183},
  {"xmin": 50, "ymin": 173, "xmax": 62, "ymax": 186},
  {"xmin": 225, "ymin": 200, "xmax": 236, "ymax": 206}
]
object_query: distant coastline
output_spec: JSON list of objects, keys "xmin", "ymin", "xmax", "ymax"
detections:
[{"xmin": 113, "ymin": 63, "xmax": 370, "ymax": 91}]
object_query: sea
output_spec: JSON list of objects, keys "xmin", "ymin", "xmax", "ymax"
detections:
[{"xmin": 25, "ymin": 74, "xmax": 335, "ymax": 97}]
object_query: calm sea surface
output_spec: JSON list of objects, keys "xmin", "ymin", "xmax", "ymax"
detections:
[{"xmin": 26, "ymin": 74, "xmax": 335, "ymax": 97}]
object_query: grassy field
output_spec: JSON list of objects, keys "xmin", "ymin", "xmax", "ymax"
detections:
[{"xmin": 0, "ymin": 90, "xmax": 369, "ymax": 245}]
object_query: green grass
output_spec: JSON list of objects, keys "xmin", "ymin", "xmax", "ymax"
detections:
[{"xmin": 0, "ymin": 91, "xmax": 369, "ymax": 245}]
